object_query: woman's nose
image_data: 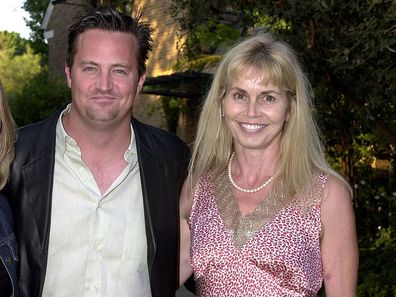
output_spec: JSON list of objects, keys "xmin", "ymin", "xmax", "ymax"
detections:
[{"xmin": 247, "ymin": 100, "xmax": 258, "ymax": 117}]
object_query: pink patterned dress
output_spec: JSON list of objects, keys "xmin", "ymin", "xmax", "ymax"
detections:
[{"xmin": 189, "ymin": 172, "xmax": 327, "ymax": 297}]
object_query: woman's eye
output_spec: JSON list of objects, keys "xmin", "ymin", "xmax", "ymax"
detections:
[
  {"xmin": 258, "ymin": 95, "xmax": 275, "ymax": 103},
  {"xmin": 265, "ymin": 95, "xmax": 275, "ymax": 102},
  {"xmin": 234, "ymin": 92, "xmax": 245, "ymax": 100}
]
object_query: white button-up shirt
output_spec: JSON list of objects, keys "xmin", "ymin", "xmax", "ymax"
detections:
[{"xmin": 42, "ymin": 107, "xmax": 151, "ymax": 297}]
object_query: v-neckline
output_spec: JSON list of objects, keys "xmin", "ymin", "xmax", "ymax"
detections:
[{"xmin": 211, "ymin": 172, "xmax": 289, "ymax": 250}]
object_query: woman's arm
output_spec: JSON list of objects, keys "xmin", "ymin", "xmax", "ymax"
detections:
[
  {"xmin": 321, "ymin": 175, "xmax": 359, "ymax": 297},
  {"xmin": 179, "ymin": 179, "xmax": 194, "ymax": 286}
]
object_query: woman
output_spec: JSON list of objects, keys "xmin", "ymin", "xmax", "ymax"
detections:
[
  {"xmin": 179, "ymin": 33, "xmax": 358, "ymax": 296},
  {"xmin": 0, "ymin": 81, "xmax": 18, "ymax": 297}
]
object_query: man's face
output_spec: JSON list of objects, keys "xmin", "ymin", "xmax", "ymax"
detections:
[{"xmin": 65, "ymin": 29, "xmax": 145, "ymax": 127}]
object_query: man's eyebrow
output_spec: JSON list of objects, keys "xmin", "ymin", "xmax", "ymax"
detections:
[
  {"xmin": 80, "ymin": 60, "xmax": 98, "ymax": 66},
  {"xmin": 79, "ymin": 60, "xmax": 131, "ymax": 69},
  {"xmin": 112, "ymin": 63, "xmax": 131, "ymax": 69}
]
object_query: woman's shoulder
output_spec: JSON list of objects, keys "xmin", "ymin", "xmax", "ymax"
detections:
[
  {"xmin": 296, "ymin": 171, "xmax": 350, "ymax": 208},
  {"xmin": 320, "ymin": 173, "xmax": 353, "ymax": 213},
  {"xmin": 323, "ymin": 172, "xmax": 351, "ymax": 195}
]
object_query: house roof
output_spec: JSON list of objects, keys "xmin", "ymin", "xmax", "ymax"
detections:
[{"xmin": 142, "ymin": 71, "xmax": 213, "ymax": 100}]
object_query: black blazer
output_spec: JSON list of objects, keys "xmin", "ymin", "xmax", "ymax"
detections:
[{"xmin": 3, "ymin": 108, "xmax": 189, "ymax": 297}]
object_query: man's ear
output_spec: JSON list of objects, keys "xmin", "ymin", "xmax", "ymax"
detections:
[
  {"xmin": 136, "ymin": 72, "xmax": 146, "ymax": 95},
  {"xmin": 65, "ymin": 63, "xmax": 72, "ymax": 88}
]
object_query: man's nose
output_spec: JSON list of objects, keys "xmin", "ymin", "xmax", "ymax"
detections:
[{"xmin": 96, "ymin": 71, "xmax": 113, "ymax": 92}]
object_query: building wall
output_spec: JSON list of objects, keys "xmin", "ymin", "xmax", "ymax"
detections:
[
  {"xmin": 134, "ymin": 0, "xmax": 179, "ymax": 77},
  {"xmin": 132, "ymin": 0, "xmax": 181, "ymax": 133},
  {"xmin": 45, "ymin": 0, "xmax": 89, "ymax": 79}
]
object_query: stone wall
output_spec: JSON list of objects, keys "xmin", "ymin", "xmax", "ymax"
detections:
[
  {"xmin": 134, "ymin": 0, "xmax": 181, "ymax": 132},
  {"xmin": 134, "ymin": 0, "xmax": 179, "ymax": 77},
  {"xmin": 45, "ymin": 0, "xmax": 89, "ymax": 79},
  {"xmin": 132, "ymin": 0, "xmax": 180, "ymax": 133}
]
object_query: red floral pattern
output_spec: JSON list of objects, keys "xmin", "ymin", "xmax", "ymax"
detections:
[{"xmin": 189, "ymin": 175, "xmax": 327, "ymax": 297}]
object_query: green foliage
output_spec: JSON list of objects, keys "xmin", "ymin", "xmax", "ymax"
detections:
[
  {"xmin": 171, "ymin": 0, "xmax": 249, "ymax": 67},
  {"xmin": 193, "ymin": 21, "xmax": 240, "ymax": 54},
  {"xmin": 0, "ymin": 31, "xmax": 43, "ymax": 94},
  {"xmin": 147, "ymin": 96, "xmax": 187, "ymax": 133},
  {"xmin": 263, "ymin": 0, "xmax": 396, "ymax": 149},
  {"xmin": 8, "ymin": 72, "xmax": 70, "ymax": 126},
  {"xmin": 0, "ymin": 31, "xmax": 29, "ymax": 55},
  {"xmin": 326, "ymin": 124, "xmax": 395, "ymax": 296},
  {"xmin": 161, "ymin": 96, "xmax": 187, "ymax": 133},
  {"xmin": 22, "ymin": 0, "xmax": 48, "ymax": 56},
  {"xmin": 358, "ymin": 227, "xmax": 396, "ymax": 297}
]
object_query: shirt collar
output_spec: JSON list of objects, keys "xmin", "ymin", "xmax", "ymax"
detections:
[{"xmin": 55, "ymin": 104, "xmax": 136, "ymax": 165}]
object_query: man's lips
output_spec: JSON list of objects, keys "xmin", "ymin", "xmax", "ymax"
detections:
[{"xmin": 89, "ymin": 95, "xmax": 118, "ymax": 101}]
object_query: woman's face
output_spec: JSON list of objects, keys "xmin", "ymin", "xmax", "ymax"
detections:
[{"xmin": 222, "ymin": 69, "xmax": 290, "ymax": 152}]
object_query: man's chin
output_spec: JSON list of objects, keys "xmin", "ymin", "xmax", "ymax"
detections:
[{"xmin": 86, "ymin": 110, "xmax": 118, "ymax": 123}]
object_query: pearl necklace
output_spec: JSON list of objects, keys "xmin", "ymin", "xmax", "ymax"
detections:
[{"xmin": 227, "ymin": 152, "xmax": 274, "ymax": 193}]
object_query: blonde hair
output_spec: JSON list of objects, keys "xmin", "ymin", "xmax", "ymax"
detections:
[
  {"xmin": 189, "ymin": 33, "xmax": 350, "ymax": 198},
  {"xmin": 0, "ymin": 81, "xmax": 16, "ymax": 190}
]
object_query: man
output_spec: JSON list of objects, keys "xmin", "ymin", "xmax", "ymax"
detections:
[{"xmin": 3, "ymin": 7, "xmax": 189, "ymax": 297}]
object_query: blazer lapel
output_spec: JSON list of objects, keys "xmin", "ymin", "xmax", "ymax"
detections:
[
  {"xmin": 21, "ymin": 148, "xmax": 55, "ymax": 254},
  {"xmin": 18, "ymin": 109, "xmax": 59, "ymax": 258},
  {"xmin": 137, "ymin": 149, "xmax": 158, "ymax": 275},
  {"xmin": 133, "ymin": 119, "xmax": 159, "ymax": 277}
]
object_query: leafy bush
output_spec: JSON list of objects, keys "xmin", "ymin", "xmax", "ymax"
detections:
[
  {"xmin": 147, "ymin": 96, "xmax": 187, "ymax": 133},
  {"xmin": 8, "ymin": 73, "xmax": 70, "ymax": 127},
  {"xmin": 0, "ymin": 31, "xmax": 43, "ymax": 94},
  {"xmin": 358, "ymin": 227, "xmax": 396, "ymax": 297}
]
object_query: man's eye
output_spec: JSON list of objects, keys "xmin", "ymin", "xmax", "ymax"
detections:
[
  {"xmin": 83, "ymin": 67, "xmax": 96, "ymax": 72},
  {"xmin": 114, "ymin": 69, "xmax": 127, "ymax": 76}
]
